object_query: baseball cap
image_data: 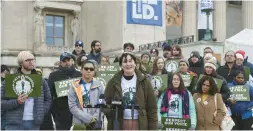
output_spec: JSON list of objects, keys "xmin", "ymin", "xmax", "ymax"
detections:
[
  {"xmin": 60, "ymin": 52, "xmax": 72, "ymax": 61},
  {"xmin": 75, "ymin": 40, "xmax": 84, "ymax": 47}
]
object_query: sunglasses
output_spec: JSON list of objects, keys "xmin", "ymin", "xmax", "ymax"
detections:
[
  {"xmin": 75, "ymin": 44, "xmax": 82, "ymax": 47},
  {"xmin": 84, "ymin": 67, "xmax": 94, "ymax": 71}
]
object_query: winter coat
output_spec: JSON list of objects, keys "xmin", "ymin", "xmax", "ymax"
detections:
[
  {"xmin": 193, "ymin": 93, "xmax": 226, "ymax": 130},
  {"xmin": 47, "ymin": 66, "xmax": 82, "ymax": 129},
  {"xmin": 227, "ymin": 82, "xmax": 253, "ymax": 120},
  {"xmin": 1, "ymin": 68, "xmax": 52, "ymax": 127},
  {"xmin": 217, "ymin": 63, "xmax": 233, "ymax": 83},
  {"xmin": 188, "ymin": 57, "xmax": 204, "ymax": 77},
  {"xmin": 204, "ymin": 73, "xmax": 231, "ymax": 104},
  {"xmin": 244, "ymin": 56, "xmax": 253, "ymax": 78},
  {"xmin": 157, "ymin": 91, "xmax": 197, "ymax": 129},
  {"xmin": 87, "ymin": 53, "xmax": 102, "ymax": 64},
  {"xmin": 104, "ymin": 70, "xmax": 158, "ymax": 130},
  {"xmin": 68, "ymin": 79, "xmax": 104, "ymax": 128}
]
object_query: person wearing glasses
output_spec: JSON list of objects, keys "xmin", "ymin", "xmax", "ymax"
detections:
[
  {"xmin": 72, "ymin": 40, "xmax": 86, "ymax": 57},
  {"xmin": 1, "ymin": 51, "xmax": 52, "ymax": 130},
  {"xmin": 87, "ymin": 40, "xmax": 102, "ymax": 64},
  {"xmin": 68, "ymin": 60, "xmax": 104, "ymax": 130},
  {"xmin": 47, "ymin": 52, "xmax": 82, "ymax": 130}
]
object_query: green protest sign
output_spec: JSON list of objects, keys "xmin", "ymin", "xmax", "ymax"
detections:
[
  {"xmin": 181, "ymin": 74, "xmax": 193, "ymax": 87},
  {"xmin": 161, "ymin": 117, "xmax": 191, "ymax": 130},
  {"xmin": 150, "ymin": 74, "xmax": 168, "ymax": 91},
  {"xmin": 96, "ymin": 64, "xmax": 120, "ymax": 88},
  {"xmin": 5, "ymin": 74, "xmax": 42, "ymax": 98},
  {"xmin": 54, "ymin": 77, "xmax": 81, "ymax": 97},
  {"xmin": 229, "ymin": 85, "xmax": 250, "ymax": 101},
  {"xmin": 198, "ymin": 74, "xmax": 223, "ymax": 89},
  {"xmin": 165, "ymin": 59, "xmax": 180, "ymax": 73}
]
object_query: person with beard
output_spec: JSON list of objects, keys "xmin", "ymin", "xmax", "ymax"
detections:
[
  {"xmin": 188, "ymin": 51, "xmax": 204, "ymax": 76},
  {"xmin": 47, "ymin": 52, "xmax": 82, "ymax": 130},
  {"xmin": 87, "ymin": 40, "xmax": 102, "ymax": 64},
  {"xmin": 217, "ymin": 51, "xmax": 236, "ymax": 83},
  {"xmin": 1, "ymin": 51, "xmax": 51, "ymax": 130},
  {"xmin": 228, "ymin": 69, "xmax": 253, "ymax": 130},
  {"xmin": 204, "ymin": 57, "xmax": 231, "ymax": 104}
]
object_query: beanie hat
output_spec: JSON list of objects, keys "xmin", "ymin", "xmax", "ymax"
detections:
[
  {"xmin": 236, "ymin": 53, "xmax": 244, "ymax": 60},
  {"xmin": 190, "ymin": 51, "xmax": 200, "ymax": 59},
  {"xmin": 205, "ymin": 57, "xmax": 217, "ymax": 71},
  {"xmin": 236, "ymin": 50, "xmax": 245, "ymax": 59},
  {"xmin": 163, "ymin": 45, "xmax": 172, "ymax": 51},
  {"xmin": 204, "ymin": 53, "xmax": 213, "ymax": 60},
  {"xmin": 179, "ymin": 59, "xmax": 189, "ymax": 67}
]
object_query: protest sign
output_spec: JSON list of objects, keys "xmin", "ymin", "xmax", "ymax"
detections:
[
  {"xmin": 5, "ymin": 74, "xmax": 42, "ymax": 97},
  {"xmin": 229, "ymin": 85, "xmax": 250, "ymax": 101},
  {"xmin": 165, "ymin": 59, "xmax": 180, "ymax": 73},
  {"xmin": 161, "ymin": 117, "xmax": 191, "ymax": 130},
  {"xmin": 181, "ymin": 73, "xmax": 193, "ymax": 87},
  {"xmin": 54, "ymin": 77, "xmax": 81, "ymax": 97},
  {"xmin": 96, "ymin": 63, "xmax": 120, "ymax": 87},
  {"xmin": 150, "ymin": 74, "xmax": 168, "ymax": 91}
]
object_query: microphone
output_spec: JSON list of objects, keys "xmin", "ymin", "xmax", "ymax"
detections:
[
  {"xmin": 131, "ymin": 99, "xmax": 135, "ymax": 120},
  {"xmin": 111, "ymin": 96, "xmax": 122, "ymax": 106},
  {"xmin": 112, "ymin": 96, "xmax": 121, "ymax": 130},
  {"xmin": 98, "ymin": 94, "xmax": 105, "ymax": 129}
]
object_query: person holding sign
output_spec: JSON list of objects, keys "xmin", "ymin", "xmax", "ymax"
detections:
[
  {"xmin": 68, "ymin": 60, "xmax": 105, "ymax": 130},
  {"xmin": 104, "ymin": 52, "xmax": 158, "ymax": 130},
  {"xmin": 193, "ymin": 75, "xmax": 226, "ymax": 130},
  {"xmin": 178, "ymin": 59, "xmax": 198, "ymax": 94},
  {"xmin": 48, "ymin": 52, "xmax": 82, "ymax": 130},
  {"xmin": 227, "ymin": 69, "xmax": 253, "ymax": 130},
  {"xmin": 1, "ymin": 51, "xmax": 52, "ymax": 130},
  {"xmin": 150, "ymin": 57, "xmax": 168, "ymax": 98},
  {"xmin": 203, "ymin": 57, "xmax": 231, "ymax": 104},
  {"xmin": 157, "ymin": 73, "xmax": 196, "ymax": 130}
]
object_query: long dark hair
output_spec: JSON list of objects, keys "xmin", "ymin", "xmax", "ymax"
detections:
[
  {"xmin": 168, "ymin": 73, "xmax": 185, "ymax": 91},
  {"xmin": 151, "ymin": 57, "xmax": 166, "ymax": 75},
  {"xmin": 90, "ymin": 40, "xmax": 101, "ymax": 54},
  {"xmin": 196, "ymin": 75, "xmax": 218, "ymax": 95}
]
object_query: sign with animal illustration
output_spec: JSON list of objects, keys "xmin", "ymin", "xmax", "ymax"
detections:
[
  {"xmin": 181, "ymin": 74, "xmax": 193, "ymax": 87},
  {"xmin": 229, "ymin": 85, "xmax": 250, "ymax": 101},
  {"xmin": 150, "ymin": 74, "xmax": 168, "ymax": 92},
  {"xmin": 96, "ymin": 63, "xmax": 120, "ymax": 87},
  {"xmin": 5, "ymin": 74, "xmax": 42, "ymax": 97},
  {"xmin": 161, "ymin": 117, "xmax": 191, "ymax": 130},
  {"xmin": 54, "ymin": 77, "xmax": 81, "ymax": 97},
  {"xmin": 165, "ymin": 59, "xmax": 180, "ymax": 73}
]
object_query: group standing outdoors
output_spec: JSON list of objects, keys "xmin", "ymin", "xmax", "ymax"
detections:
[{"xmin": 1, "ymin": 40, "xmax": 253, "ymax": 130}]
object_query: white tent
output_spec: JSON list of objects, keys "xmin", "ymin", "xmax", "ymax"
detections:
[{"xmin": 224, "ymin": 28, "xmax": 253, "ymax": 63}]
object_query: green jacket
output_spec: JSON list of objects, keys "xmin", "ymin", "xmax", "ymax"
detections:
[{"xmin": 104, "ymin": 70, "xmax": 158, "ymax": 130}]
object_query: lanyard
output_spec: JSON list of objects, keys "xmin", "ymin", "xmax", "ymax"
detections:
[{"xmin": 81, "ymin": 80, "xmax": 92, "ymax": 102}]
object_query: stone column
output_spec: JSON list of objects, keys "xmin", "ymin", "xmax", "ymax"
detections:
[
  {"xmin": 242, "ymin": 1, "xmax": 253, "ymax": 29},
  {"xmin": 182, "ymin": 1, "xmax": 197, "ymax": 41},
  {"xmin": 213, "ymin": 1, "xmax": 226, "ymax": 42}
]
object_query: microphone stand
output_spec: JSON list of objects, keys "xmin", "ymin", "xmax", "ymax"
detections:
[{"xmin": 113, "ymin": 105, "xmax": 119, "ymax": 130}]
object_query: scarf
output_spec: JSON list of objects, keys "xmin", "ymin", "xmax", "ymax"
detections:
[{"xmin": 160, "ymin": 88, "xmax": 190, "ymax": 119}]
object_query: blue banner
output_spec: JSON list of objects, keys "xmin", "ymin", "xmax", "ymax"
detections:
[{"xmin": 127, "ymin": 0, "xmax": 163, "ymax": 26}]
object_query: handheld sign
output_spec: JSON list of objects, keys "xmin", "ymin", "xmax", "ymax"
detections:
[
  {"xmin": 96, "ymin": 63, "xmax": 120, "ymax": 87},
  {"xmin": 165, "ymin": 59, "xmax": 180, "ymax": 73},
  {"xmin": 150, "ymin": 74, "xmax": 168, "ymax": 91},
  {"xmin": 181, "ymin": 74, "xmax": 193, "ymax": 87},
  {"xmin": 5, "ymin": 74, "xmax": 42, "ymax": 97},
  {"xmin": 229, "ymin": 85, "xmax": 250, "ymax": 101},
  {"xmin": 161, "ymin": 117, "xmax": 191, "ymax": 130},
  {"xmin": 54, "ymin": 77, "xmax": 81, "ymax": 97}
]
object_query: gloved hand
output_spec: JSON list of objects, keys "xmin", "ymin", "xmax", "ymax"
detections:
[{"xmin": 87, "ymin": 117, "xmax": 97, "ymax": 129}]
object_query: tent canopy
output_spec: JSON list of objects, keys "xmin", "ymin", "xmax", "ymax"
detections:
[{"xmin": 225, "ymin": 28, "xmax": 253, "ymax": 46}]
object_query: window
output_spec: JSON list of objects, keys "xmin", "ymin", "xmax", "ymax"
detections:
[
  {"xmin": 227, "ymin": 1, "xmax": 242, "ymax": 5},
  {"xmin": 46, "ymin": 15, "xmax": 65, "ymax": 46}
]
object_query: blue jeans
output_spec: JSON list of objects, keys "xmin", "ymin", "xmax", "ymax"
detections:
[{"xmin": 5, "ymin": 120, "xmax": 40, "ymax": 130}]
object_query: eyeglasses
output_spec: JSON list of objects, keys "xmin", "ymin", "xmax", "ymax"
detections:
[
  {"xmin": 84, "ymin": 67, "xmax": 94, "ymax": 71},
  {"xmin": 75, "ymin": 44, "xmax": 82, "ymax": 47}
]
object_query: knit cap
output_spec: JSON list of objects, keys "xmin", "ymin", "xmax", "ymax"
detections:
[
  {"xmin": 190, "ymin": 51, "xmax": 201, "ymax": 59},
  {"xmin": 204, "ymin": 57, "xmax": 217, "ymax": 71},
  {"xmin": 179, "ymin": 59, "xmax": 189, "ymax": 67}
]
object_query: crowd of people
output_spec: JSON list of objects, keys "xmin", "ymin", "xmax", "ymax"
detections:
[{"xmin": 1, "ymin": 40, "xmax": 253, "ymax": 130}]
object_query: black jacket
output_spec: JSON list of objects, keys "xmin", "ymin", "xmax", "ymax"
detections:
[
  {"xmin": 47, "ymin": 66, "xmax": 81, "ymax": 130},
  {"xmin": 217, "ymin": 63, "xmax": 233, "ymax": 83},
  {"xmin": 188, "ymin": 57, "xmax": 204, "ymax": 77},
  {"xmin": 204, "ymin": 72, "xmax": 231, "ymax": 104}
]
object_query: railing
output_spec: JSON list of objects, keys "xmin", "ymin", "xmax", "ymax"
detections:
[{"xmin": 138, "ymin": 35, "xmax": 194, "ymax": 52}]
